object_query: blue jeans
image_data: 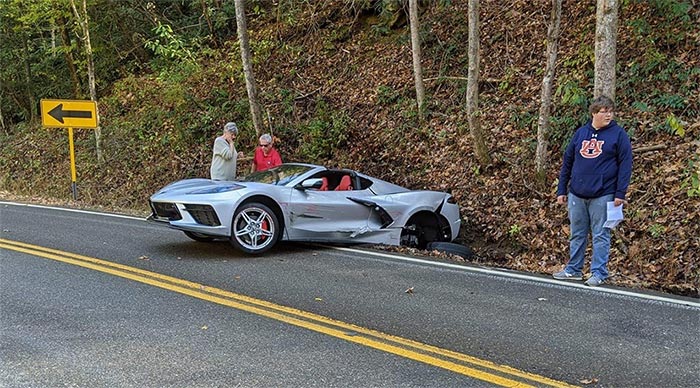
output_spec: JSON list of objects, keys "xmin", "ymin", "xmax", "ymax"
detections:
[{"xmin": 565, "ymin": 193, "xmax": 614, "ymax": 280}]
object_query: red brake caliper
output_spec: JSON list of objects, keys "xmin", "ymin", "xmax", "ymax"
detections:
[{"xmin": 260, "ymin": 219, "xmax": 269, "ymax": 241}]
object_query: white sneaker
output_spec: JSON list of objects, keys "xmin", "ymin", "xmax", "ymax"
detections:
[{"xmin": 552, "ymin": 270, "xmax": 582, "ymax": 281}]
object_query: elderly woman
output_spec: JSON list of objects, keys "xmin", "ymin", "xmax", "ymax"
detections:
[
  {"xmin": 251, "ymin": 133, "xmax": 283, "ymax": 173},
  {"xmin": 210, "ymin": 122, "xmax": 244, "ymax": 180}
]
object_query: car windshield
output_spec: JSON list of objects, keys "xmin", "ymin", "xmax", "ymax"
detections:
[{"xmin": 243, "ymin": 164, "xmax": 314, "ymax": 186}]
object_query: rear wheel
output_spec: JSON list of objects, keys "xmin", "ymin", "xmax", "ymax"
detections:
[
  {"xmin": 229, "ymin": 202, "xmax": 279, "ymax": 254},
  {"xmin": 183, "ymin": 231, "xmax": 217, "ymax": 242},
  {"xmin": 426, "ymin": 242, "xmax": 474, "ymax": 260},
  {"xmin": 400, "ymin": 212, "xmax": 442, "ymax": 249}
]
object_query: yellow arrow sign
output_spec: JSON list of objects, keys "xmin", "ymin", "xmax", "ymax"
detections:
[{"xmin": 41, "ymin": 99, "xmax": 98, "ymax": 129}]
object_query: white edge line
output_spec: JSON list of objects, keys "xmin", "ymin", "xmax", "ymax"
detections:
[
  {"xmin": 1, "ymin": 201, "xmax": 145, "ymax": 221},
  {"xmin": 331, "ymin": 246, "xmax": 700, "ymax": 309},
  {"xmin": 3, "ymin": 201, "xmax": 698, "ymax": 309}
]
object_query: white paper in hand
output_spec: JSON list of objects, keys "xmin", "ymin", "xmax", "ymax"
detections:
[{"xmin": 604, "ymin": 201, "xmax": 624, "ymax": 229}]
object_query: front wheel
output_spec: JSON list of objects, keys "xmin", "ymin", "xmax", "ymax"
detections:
[{"xmin": 229, "ymin": 202, "xmax": 279, "ymax": 254}]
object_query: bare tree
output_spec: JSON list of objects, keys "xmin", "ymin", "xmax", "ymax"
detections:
[
  {"xmin": 70, "ymin": 0, "xmax": 103, "ymax": 163},
  {"xmin": 199, "ymin": 0, "xmax": 216, "ymax": 46},
  {"xmin": 56, "ymin": 13, "xmax": 82, "ymax": 98},
  {"xmin": 466, "ymin": 0, "xmax": 490, "ymax": 166},
  {"xmin": 535, "ymin": 0, "xmax": 562, "ymax": 183},
  {"xmin": 408, "ymin": 0, "xmax": 425, "ymax": 116},
  {"xmin": 233, "ymin": 0, "xmax": 263, "ymax": 136},
  {"xmin": 22, "ymin": 38, "xmax": 37, "ymax": 122},
  {"xmin": 0, "ymin": 88, "xmax": 6, "ymax": 133},
  {"xmin": 594, "ymin": 0, "xmax": 618, "ymax": 100}
]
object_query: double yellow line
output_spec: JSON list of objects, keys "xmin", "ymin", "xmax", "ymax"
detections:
[{"xmin": 0, "ymin": 238, "xmax": 576, "ymax": 388}]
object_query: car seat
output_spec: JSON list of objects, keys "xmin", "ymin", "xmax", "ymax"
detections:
[
  {"xmin": 319, "ymin": 177, "xmax": 329, "ymax": 191},
  {"xmin": 335, "ymin": 175, "xmax": 353, "ymax": 191}
]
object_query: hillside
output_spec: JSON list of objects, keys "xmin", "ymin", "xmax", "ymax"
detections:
[{"xmin": 1, "ymin": 1, "xmax": 698, "ymax": 296}]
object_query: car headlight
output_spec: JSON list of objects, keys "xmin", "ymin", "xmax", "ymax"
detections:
[{"xmin": 187, "ymin": 184, "xmax": 245, "ymax": 194}]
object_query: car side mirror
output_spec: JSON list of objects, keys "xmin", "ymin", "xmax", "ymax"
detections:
[{"xmin": 295, "ymin": 178, "xmax": 323, "ymax": 191}]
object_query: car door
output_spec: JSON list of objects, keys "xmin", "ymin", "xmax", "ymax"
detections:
[{"xmin": 286, "ymin": 184, "xmax": 372, "ymax": 241}]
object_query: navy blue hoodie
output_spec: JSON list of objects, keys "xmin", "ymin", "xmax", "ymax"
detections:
[{"xmin": 557, "ymin": 120, "xmax": 632, "ymax": 199}]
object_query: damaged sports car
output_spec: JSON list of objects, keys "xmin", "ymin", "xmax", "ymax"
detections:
[{"xmin": 148, "ymin": 163, "xmax": 462, "ymax": 255}]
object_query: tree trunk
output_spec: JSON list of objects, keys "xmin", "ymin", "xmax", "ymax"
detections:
[
  {"xmin": 200, "ymin": 0, "xmax": 217, "ymax": 46},
  {"xmin": 0, "ymin": 87, "xmax": 6, "ymax": 133},
  {"xmin": 234, "ymin": 0, "xmax": 263, "ymax": 136},
  {"xmin": 71, "ymin": 0, "xmax": 103, "ymax": 163},
  {"xmin": 408, "ymin": 0, "xmax": 425, "ymax": 116},
  {"xmin": 23, "ymin": 38, "xmax": 37, "ymax": 122},
  {"xmin": 466, "ymin": 0, "xmax": 490, "ymax": 166},
  {"xmin": 594, "ymin": 0, "xmax": 618, "ymax": 101},
  {"xmin": 57, "ymin": 14, "xmax": 82, "ymax": 99},
  {"xmin": 535, "ymin": 0, "xmax": 562, "ymax": 183}
]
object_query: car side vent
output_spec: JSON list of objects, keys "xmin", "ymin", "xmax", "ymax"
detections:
[
  {"xmin": 184, "ymin": 204, "xmax": 221, "ymax": 226},
  {"xmin": 151, "ymin": 201, "xmax": 182, "ymax": 221}
]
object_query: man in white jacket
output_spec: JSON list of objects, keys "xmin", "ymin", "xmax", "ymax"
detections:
[{"xmin": 210, "ymin": 122, "xmax": 244, "ymax": 180}]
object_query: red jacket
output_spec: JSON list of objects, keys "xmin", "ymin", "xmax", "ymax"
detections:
[{"xmin": 252, "ymin": 147, "xmax": 282, "ymax": 171}]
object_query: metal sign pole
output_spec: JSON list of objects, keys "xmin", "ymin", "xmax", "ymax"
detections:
[{"xmin": 68, "ymin": 127, "xmax": 78, "ymax": 200}]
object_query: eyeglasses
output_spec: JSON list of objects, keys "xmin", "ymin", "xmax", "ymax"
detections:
[{"xmin": 259, "ymin": 143, "xmax": 271, "ymax": 147}]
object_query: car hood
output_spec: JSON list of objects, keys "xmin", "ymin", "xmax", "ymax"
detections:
[
  {"xmin": 151, "ymin": 178, "xmax": 290, "ymax": 201},
  {"xmin": 151, "ymin": 178, "xmax": 246, "ymax": 197}
]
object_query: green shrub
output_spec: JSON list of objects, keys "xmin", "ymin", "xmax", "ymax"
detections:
[{"xmin": 297, "ymin": 101, "xmax": 349, "ymax": 163}]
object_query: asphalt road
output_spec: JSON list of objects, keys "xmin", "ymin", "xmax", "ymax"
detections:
[{"xmin": 1, "ymin": 202, "xmax": 698, "ymax": 387}]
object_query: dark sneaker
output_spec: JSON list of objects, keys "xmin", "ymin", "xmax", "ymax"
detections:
[
  {"xmin": 585, "ymin": 276, "xmax": 604, "ymax": 287},
  {"xmin": 553, "ymin": 270, "xmax": 583, "ymax": 281}
]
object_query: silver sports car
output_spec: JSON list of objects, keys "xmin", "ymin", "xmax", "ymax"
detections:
[{"xmin": 148, "ymin": 163, "xmax": 461, "ymax": 254}]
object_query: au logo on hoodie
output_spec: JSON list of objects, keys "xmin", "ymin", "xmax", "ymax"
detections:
[{"xmin": 580, "ymin": 139, "xmax": 605, "ymax": 159}]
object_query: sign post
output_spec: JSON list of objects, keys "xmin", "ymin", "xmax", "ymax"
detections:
[
  {"xmin": 68, "ymin": 127, "xmax": 78, "ymax": 199},
  {"xmin": 40, "ymin": 99, "xmax": 98, "ymax": 200}
]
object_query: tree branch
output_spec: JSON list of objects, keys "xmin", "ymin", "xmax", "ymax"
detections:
[
  {"xmin": 424, "ymin": 76, "xmax": 501, "ymax": 83},
  {"xmin": 633, "ymin": 144, "xmax": 666, "ymax": 153}
]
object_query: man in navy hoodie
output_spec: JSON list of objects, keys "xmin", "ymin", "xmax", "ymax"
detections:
[{"xmin": 554, "ymin": 95, "xmax": 633, "ymax": 286}]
